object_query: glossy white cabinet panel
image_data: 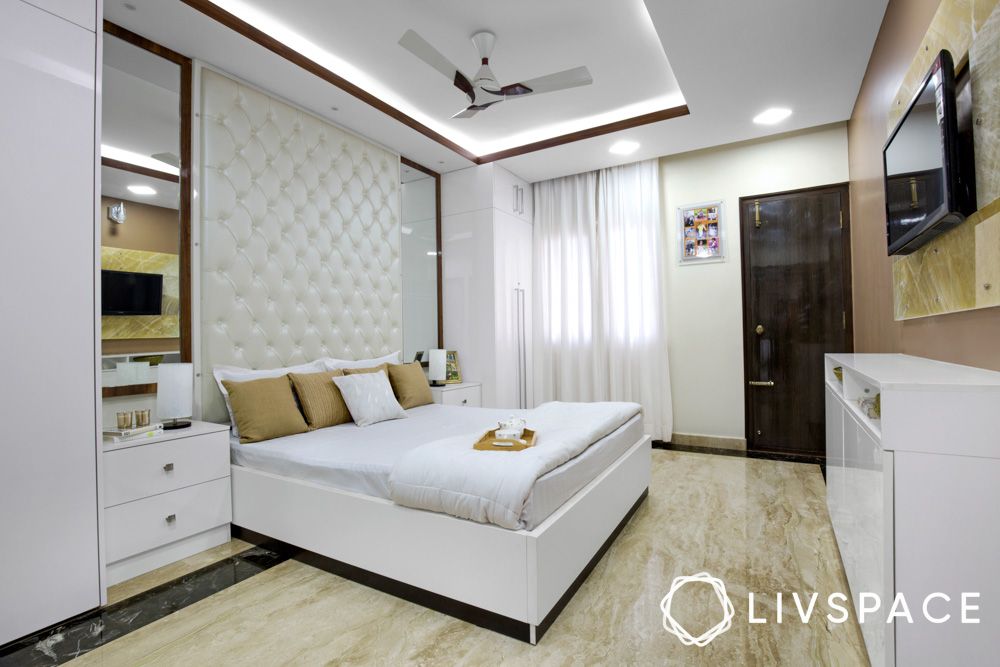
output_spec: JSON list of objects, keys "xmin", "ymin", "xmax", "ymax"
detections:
[
  {"xmin": 442, "ymin": 208, "xmax": 496, "ymax": 405},
  {"xmin": 104, "ymin": 478, "xmax": 232, "ymax": 564},
  {"xmin": 21, "ymin": 0, "xmax": 95, "ymax": 31},
  {"xmin": 493, "ymin": 164, "xmax": 532, "ymax": 223},
  {"xmin": 441, "ymin": 164, "xmax": 494, "ymax": 217},
  {"xmin": 825, "ymin": 354, "xmax": 1000, "ymax": 666},
  {"xmin": 893, "ymin": 452, "xmax": 1000, "ymax": 666},
  {"xmin": 432, "ymin": 383, "xmax": 482, "ymax": 407},
  {"xmin": 103, "ymin": 430, "xmax": 230, "ymax": 507},
  {"xmin": 0, "ymin": 0, "xmax": 99, "ymax": 645},
  {"xmin": 493, "ymin": 210, "xmax": 533, "ymax": 409}
]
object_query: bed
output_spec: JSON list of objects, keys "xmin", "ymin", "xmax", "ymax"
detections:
[{"xmin": 229, "ymin": 402, "xmax": 651, "ymax": 643}]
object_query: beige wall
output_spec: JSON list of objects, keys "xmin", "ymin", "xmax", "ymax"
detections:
[
  {"xmin": 660, "ymin": 124, "xmax": 850, "ymax": 440},
  {"xmin": 848, "ymin": 0, "xmax": 1000, "ymax": 371},
  {"xmin": 100, "ymin": 196, "xmax": 178, "ymax": 254}
]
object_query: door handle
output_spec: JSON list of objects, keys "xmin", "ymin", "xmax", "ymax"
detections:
[
  {"xmin": 513, "ymin": 184, "xmax": 518, "ymax": 213},
  {"xmin": 163, "ymin": 463, "xmax": 174, "ymax": 472},
  {"xmin": 165, "ymin": 514, "xmax": 177, "ymax": 524},
  {"xmin": 748, "ymin": 381, "xmax": 775, "ymax": 387}
]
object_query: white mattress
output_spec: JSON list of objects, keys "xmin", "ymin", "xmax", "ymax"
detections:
[{"xmin": 230, "ymin": 403, "xmax": 643, "ymax": 530}]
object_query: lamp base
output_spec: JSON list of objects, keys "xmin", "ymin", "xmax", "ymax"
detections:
[
  {"xmin": 163, "ymin": 419, "xmax": 192, "ymax": 430},
  {"xmin": 430, "ymin": 381, "xmax": 446, "ymax": 387}
]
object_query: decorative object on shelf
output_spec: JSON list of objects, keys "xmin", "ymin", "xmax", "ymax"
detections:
[
  {"xmin": 132, "ymin": 354, "xmax": 164, "ymax": 366},
  {"xmin": 103, "ymin": 422, "xmax": 164, "ymax": 444},
  {"xmin": 428, "ymin": 349, "xmax": 447, "ymax": 386},
  {"xmin": 678, "ymin": 200, "xmax": 724, "ymax": 264},
  {"xmin": 833, "ymin": 366, "xmax": 844, "ymax": 383},
  {"xmin": 474, "ymin": 427, "xmax": 537, "ymax": 451},
  {"xmin": 445, "ymin": 350, "xmax": 462, "ymax": 383},
  {"xmin": 859, "ymin": 393, "xmax": 882, "ymax": 420},
  {"xmin": 157, "ymin": 362, "xmax": 193, "ymax": 429},
  {"xmin": 116, "ymin": 411, "xmax": 131, "ymax": 430}
]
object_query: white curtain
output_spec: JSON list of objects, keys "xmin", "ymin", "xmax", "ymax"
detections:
[{"xmin": 532, "ymin": 159, "xmax": 672, "ymax": 439}]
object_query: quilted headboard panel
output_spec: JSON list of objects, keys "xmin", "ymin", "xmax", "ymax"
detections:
[{"xmin": 199, "ymin": 69, "xmax": 401, "ymax": 422}]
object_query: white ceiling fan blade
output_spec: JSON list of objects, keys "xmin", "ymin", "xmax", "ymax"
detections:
[
  {"xmin": 501, "ymin": 66, "xmax": 593, "ymax": 98},
  {"xmin": 452, "ymin": 106, "xmax": 480, "ymax": 119},
  {"xmin": 399, "ymin": 29, "xmax": 474, "ymax": 100}
]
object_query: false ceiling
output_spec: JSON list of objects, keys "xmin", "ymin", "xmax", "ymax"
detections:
[{"xmin": 104, "ymin": 0, "xmax": 888, "ymax": 182}]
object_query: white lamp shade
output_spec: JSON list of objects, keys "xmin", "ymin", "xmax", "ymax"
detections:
[
  {"xmin": 157, "ymin": 363, "xmax": 193, "ymax": 420},
  {"xmin": 428, "ymin": 349, "xmax": 446, "ymax": 383}
]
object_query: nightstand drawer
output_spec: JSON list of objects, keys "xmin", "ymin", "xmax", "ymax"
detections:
[
  {"xmin": 104, "ymin": 478, "xmax": 232, "ymax": 563},
  {"xmin": 104, "ymin": 430, "xmax": 229, "ymax": 507},
  {"xmin": 439, "ymin": 385, "xmax": 482, "ymax": 407}
]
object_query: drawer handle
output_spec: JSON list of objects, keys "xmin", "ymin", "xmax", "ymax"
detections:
[
  {"xmin": 461, "ymin": 399, "xmax": 468, "ymax": 405},
  {"xmin": 165, "ymin": 514, "xmax": 176, "ymax": 524},
  {"xmin": 163, "ymin": 463, "xmax": 174, "ymax": 472}
]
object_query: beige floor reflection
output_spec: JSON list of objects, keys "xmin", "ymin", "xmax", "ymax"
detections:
[{"xmin": 72, "ymin": 450, "xmax": 866, "ymax": 666}]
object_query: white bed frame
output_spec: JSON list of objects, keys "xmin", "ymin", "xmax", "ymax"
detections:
[{"xmin": 231, "ymin": 435, "xmax": 651, "ymax": 644}]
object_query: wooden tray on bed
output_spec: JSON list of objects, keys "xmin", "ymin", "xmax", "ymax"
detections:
[{"xmin": 473, "ymin": 428, "xmax": 536, "ymax": 452}]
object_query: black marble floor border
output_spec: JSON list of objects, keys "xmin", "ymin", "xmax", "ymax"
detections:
[
  {"xmin": 0, "ymin": 546, "xmax": 288, "ymax": 666},
  {"xmin": 652, "ymin": 440, "xmax": 827, "ymax": 477}
]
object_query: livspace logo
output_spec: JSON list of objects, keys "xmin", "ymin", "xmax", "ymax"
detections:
[{"xmin": 660, "ymin": 572, "xmax": 981, "ymax": 647}]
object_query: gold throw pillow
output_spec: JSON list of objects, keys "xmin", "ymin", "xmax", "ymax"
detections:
[
  {"xmin": 288, "ymin": 369, "xmax": 351, "ymax": 429},
  {"xmin": 387, "ymin": 362, "xmax": 433, "ymax": 409},
  {"xmin": 343, "ymin": 363, "xmax": 389, "ymax": 376},
  {"xmin": 222, "ymin": 376, "xmax": 308, "ymax": 444}
]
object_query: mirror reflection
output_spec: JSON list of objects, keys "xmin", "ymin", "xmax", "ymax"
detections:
[
  {"xmin": 400, "ymin": 163, "xmax": 440, "ymax": 362},
  {"xmin": 100, "ymin": 33, "xmax": 183, "ymax": 389}
]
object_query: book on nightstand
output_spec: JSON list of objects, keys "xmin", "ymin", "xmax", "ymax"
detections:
[{"xmin": 103, "ymin": 422, "xmax": 164, "ymax": 443}]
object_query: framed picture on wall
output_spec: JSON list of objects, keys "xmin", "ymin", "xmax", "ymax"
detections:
[
  {"xmin": 445, "ymin": 350, "xmax": 462, "ymax": 384},
  {"xmin": 678, "ymin": 200, "xmax": 724, "ymax": 264}
]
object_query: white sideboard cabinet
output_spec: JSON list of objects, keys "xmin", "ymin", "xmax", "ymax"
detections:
[{"xmin": 825, "ymin": 353, "xmax": 1000, "ymax": 666}]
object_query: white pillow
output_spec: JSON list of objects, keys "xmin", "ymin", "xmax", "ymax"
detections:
[
  {"xmin": 332, "ymin": 371, "xmax": 407, "ymax": 427},
  {"xmin": 321, "ymin": 351, "xmax": 401, "ymax": 371},
  {"xmin": 213, "ymin": 360, "xmax": 325, "ymax": 437}
]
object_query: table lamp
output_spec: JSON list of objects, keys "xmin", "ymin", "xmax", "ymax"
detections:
[
  {"xmin": 428, "ymin": 349, "xmax": 447, "ymax": 386},
  {"xmin": 157, "ymin": 362, "xmax": 193, "ymax": 429}
]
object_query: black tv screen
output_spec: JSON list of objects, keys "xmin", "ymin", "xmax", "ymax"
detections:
[
  {"xmin": 883, "ymin": 50, "xmax": 973, "ymax": 255},
  {"xmin": 102, "ymin": 270, "xmax": 163, "ymax": 316}
]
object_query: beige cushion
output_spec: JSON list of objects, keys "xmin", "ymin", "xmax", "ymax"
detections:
[
  {"xmin": 343, "ymin": 363, "xmax": 389, "ymax": 376},
  {"xmin": 289, "ymin": 369, "xmax": 350, "ymax": 429},
  {"xmin": 221, "ymin": 376, "xmax": 308, "ymax": 444},
  {"xmin": 387, "ymin": 363, "xmax": 433, "ymax": 409}
]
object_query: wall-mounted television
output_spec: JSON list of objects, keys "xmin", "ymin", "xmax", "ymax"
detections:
[
  {"xmin": 883, "ymin": 49, "xmax": 976, "ymax": 256},
  {"xmin": 101, "ymin": 269, "xmax": 163, "ymax": 315}
]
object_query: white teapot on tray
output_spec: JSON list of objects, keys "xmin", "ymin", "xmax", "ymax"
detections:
[{"xmin": 496, "ymin": 415, "xmax": 526, "ymax": 440}]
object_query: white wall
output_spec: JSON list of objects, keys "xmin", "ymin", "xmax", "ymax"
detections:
[{"xmin": 660, "ymin": 123, "xmax": 849, "ymax": 441}]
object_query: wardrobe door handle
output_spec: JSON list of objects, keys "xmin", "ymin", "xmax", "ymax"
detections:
[
  {"xmin": 461, "ymin": 399, "xmax": 468, "ymax": 405},
  {"xmin": 163, "ymin": 463, "xmax": 174, "ymax": 472},
  {"xmin": 165, "ymin": 514, "xmax": 177, "ymax": 524},
  {"xmin": 513, "ymin": 184, "xmax": 518, "ymax": 213}
]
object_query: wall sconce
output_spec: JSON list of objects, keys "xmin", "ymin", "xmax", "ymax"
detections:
[{"xmin": 108, "ymin": 201, "xmax": 127, "ymax": 225}]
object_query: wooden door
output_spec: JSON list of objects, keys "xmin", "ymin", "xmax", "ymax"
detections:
[{"xmin": 740, "ymin": 184, "xmax": 852, "ymax": 459}]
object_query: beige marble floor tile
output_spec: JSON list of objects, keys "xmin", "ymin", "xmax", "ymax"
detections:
[
  {"xmin": 106, "ymin": 538, "xmax": 253, "ymax": 605},
  {"xmin": 74, "ymin": 451, "xmax": 867, "ymax": 666}
]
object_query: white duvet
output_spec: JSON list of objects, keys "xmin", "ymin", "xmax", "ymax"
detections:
[{"xmin": 388, "ymin": 401, "xmax": 642, "ymax": 529}]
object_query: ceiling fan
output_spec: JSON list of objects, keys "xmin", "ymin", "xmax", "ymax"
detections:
[{"xmin": 398, "ymin": 29, "xmax": 593, "ymax": 119}]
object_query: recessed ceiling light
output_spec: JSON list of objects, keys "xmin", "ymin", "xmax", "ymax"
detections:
[
  {"xmin": 127, "ymin": 184, "xmax": 157, "ymax": 196},
  {"xmin": 401, "ymin": 225, "xmax": 412, "ymax": 235},
  {"xmin": 753, "ymin": 107, "xmax": 792, "ymax": 125},
  {"xmin": 609, "ymin": 140, "xmax": 640, "ymax": 155}
]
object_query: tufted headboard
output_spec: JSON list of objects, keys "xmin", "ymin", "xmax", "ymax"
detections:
[{"xmin": 198, "ymin": 68, "xmax": 401, "ymax": 422}]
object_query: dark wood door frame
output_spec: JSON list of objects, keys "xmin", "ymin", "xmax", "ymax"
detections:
[
  {"xmin": 101, "ymin": 22, "xmax": 193, "ymax": 398},
  {"xmin": 738, "ymin": 183, "xmax": 854, "ymax": 460},
  {"xmin": 400, "ymin": 156, "xmax": 444, "ymax": 349}
]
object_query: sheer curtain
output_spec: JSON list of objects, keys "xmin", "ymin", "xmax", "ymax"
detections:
[{"xmin": 532, "ymin": 159, "xmax": 672, "ymax": 439}]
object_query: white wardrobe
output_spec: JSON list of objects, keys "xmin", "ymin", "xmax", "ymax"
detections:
[
  {"xmin": 0, "ymin": 0, "xmax": 101, "ymax": 645},
  {"xmin": 442, "ymin": 163, "xmax": 534, "ymax": 410}
]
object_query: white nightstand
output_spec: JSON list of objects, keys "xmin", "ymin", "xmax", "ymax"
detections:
[
  {"xmin": 430, "ymin": 382, "xmax": 482, "ymax": 407},
  {"xmin": 102, "ymin": 420, "xmax": 232, "ymax": 586}
]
